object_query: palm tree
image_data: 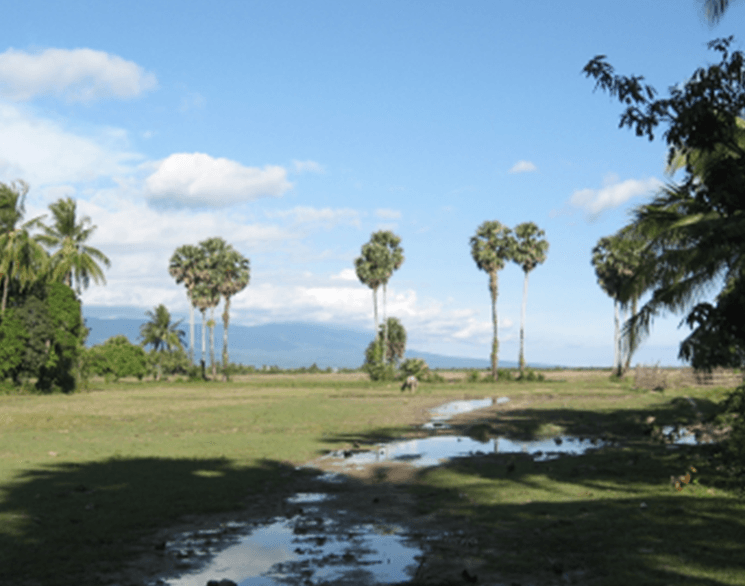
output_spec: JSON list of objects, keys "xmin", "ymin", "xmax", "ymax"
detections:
[
  {"xmin": 470, "ymin": 221, "xmax": 515, "ymax": 380},
  {"xmin": 192, "ymin": 280, "xmax": 219, "ymax": 378},
  {"xmin": 512, "ymin": 222, "xmax": 549, "ymax": 376},
  {"xmin": 38, "ymin": 197, "xmax": 110, "ymax": 295},
  {"xmin": 0, "ymin": 180, "xmax": 48, "ymax": 315},
  {"xmin": 198, "ymin": 237, "xmax": 230, "ymax": 379},
  {"xmin": 377, "ymin": 316, "xmax": 406, "ymax": 364},
  {"xmin": 355, "ymin": 237, "xmax": 387, "ymax": 334},
  {"xmin": 169, "ymin": 244, "xmax": 203, "ymax": 365},
  {"xmin": 216, "ymin": 247, "xmax": 250, "ymax": 378},
  {"xmin": 139, "ymin": 304, "xmax": 186, "ymax": 380},
  {"xmin": 371, "ymin": 231, "xmax": 404, "ymax": 363}
]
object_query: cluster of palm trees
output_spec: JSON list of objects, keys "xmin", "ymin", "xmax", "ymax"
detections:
[
  {"xmin": 470, "ymin": 221, "xmax": 549, "ymax": 380},
  {"xmin": 169, "ymin": 238, "xmax": 250, "ymax": 379},
  {"xmin": 354, "ymin": 230, "xmax": 404, "ymax": 367},
  {"xmin": 0, "ymin": 180, "xmax": 110, "ymax": 315}
]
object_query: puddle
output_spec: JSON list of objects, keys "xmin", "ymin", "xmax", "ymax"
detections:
[
  {"xmin": 326, "ymin": 434, "xmax": 606, "ymax": 469},
  {"xmin": 661, "ymin": 425, "xmax": 710, "ymax": 446},
  {"xmin": 423, "ymin": 397, "xmax": 504, "ymax": 430},
  {"xmin": 152, "ymin": 505, "xmax": 421, "ymax": 586}
]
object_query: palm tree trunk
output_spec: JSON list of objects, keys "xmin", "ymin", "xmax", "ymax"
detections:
[
  {"xmin": 189, "ymin": 299, "xmax": 195, "ymax": 365},
  {"xmin": 1, "ymin": 273, "xmax": 8, "ymax": 315},
  {"xmin": 200, "ymin": 309, "xmax": 207, "ymax": 379},
  {"xmin": 613, "ymin": 299, "xmax": 621, "ymax": 377},
  {"xmin": 624, "ymin": 297, "xmax": 637, "ymax": 372},
  {"xmin": 490, "ymin": 270, "xmax": 499, "ymax": 381},
  {"xmin": 519, "ymin": 269, "xmax": 529, "ymax": 376},
  {"xmin": 222, "ymin": 296, "xmax": 230, "ymax": 381},
  {"xmin": 383, "ymin": 283, "xmax": 388, "ymax": 364},
  {"xmin": 209, "ymin": 306, "xmax": 216, "ymax": 379},
  {"xmin": 372, "ymin": 287, "xmax": 378, "ymax": 334}
]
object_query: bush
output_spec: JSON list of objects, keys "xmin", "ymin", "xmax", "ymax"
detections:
[
  {"xmin": 363, "ymin": 338, "xmax": 396, "ymax": 381},
  {"xmin": 399, "ymin": 357, "xmax": 430, "ymax": 380},
  {"xmin": 85, "ymin": 335, "xmax": 148, "ymax": 381},
  {"xmin": 518, "ymin": 368, "xmax": 545, "ymax": 382},
  {"xmin": 466, "ymin": 370, "xmax": 481, "ymax": 383}
]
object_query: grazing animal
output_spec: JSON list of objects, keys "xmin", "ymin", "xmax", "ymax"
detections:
[{"xmin": 401, "ymin": 375, "xmax": 418, "ymax": 392}]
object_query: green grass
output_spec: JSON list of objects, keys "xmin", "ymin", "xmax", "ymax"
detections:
[{"xmin": 0, "ymin": 372, "xmax": 743, "ymax": 585}]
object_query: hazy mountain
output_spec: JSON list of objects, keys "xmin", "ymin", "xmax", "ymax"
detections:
[{"xmin": 82, "ymin": 313, "xmax": 512, "ymax": 369}]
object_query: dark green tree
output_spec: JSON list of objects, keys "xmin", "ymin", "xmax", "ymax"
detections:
[
  {"xmin": 86, "ymin": 335, "xmax": 148, "ymax": 381},
  {"xmin": 584, "ymin": 37, "xmax": 745, "ymax": 370},
  {"xmin": 377, "ymin": 316, "xmax": 407, "ymax": 364}
]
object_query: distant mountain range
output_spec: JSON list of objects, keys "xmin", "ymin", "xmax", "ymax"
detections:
[{"xmin": 82, "ymin": 315, "xmax": 507, "ymax": 370}]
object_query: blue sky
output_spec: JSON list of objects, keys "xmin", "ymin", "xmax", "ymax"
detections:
[{"xmin": 1, "ymin": 1, "xmax": 742, "ymax": 367}]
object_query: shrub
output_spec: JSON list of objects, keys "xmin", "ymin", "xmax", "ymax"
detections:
[
  {"xmin": 85, "ymin": 335, "xmax": 148, "ymax": 381},
  {"xmin": 399, "ymin": 357, "xmax": 430, "ymax": 380},
  {"xmin": 466, "ymin": 370, "xmax": 481, "ymax": 383},
  {"xmin": 518, "ymin": 368, "xmax": 545, "ymax": 382},
  {"xmin": 363, "ymin": 338, "xmax": 396, "ymax": 381}
]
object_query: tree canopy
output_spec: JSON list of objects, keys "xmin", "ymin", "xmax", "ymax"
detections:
[{"xmin": 584, "ymin": 37, "xmax": 745, "ymax": 369}]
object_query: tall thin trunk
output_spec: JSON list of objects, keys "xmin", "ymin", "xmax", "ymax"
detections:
[
  {"xmin": 188, "ymin": 297, "xmax": 195, "ymax": 365},
  {"xmin": 490, "ymin": 270, "xmax": 499, "ymax": 381},
  {"xmin": 222, "ymin": 296, "xmax": 230, "ymax": 381},
  {"xmin": 1, "ymin": 273, "xmax": 8, "ymax": 315},
  {"xmin": 383, "ymin": 283, "xmax": 388, "ymax": 364},
  {"xmin": 372, "ymin": 287, "xmax": 379, "ymax": 333},
  {"xmin": 613, "ymin": 299, "xmax": 621, "ymax": 377},
  {"xmin": 624, "ymin": 297, "xmax": 637, "ymax": 372},
  {"xmin": 200, "ymin": 308, "xmax": 207, "ymax": 378},
  {"xmin": 519, "ymin": 269, "xmax": 529, "ymax": 375},
  {"xmin": 209, "ymin": 306, "xmax": 216, "ymax": 379}
]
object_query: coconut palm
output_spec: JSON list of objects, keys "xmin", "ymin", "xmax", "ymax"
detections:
[
  {"xmin": 512, "ymin": 222, "xmax": 549, "ymax": 376},
  {"xmin": 38, "ymin": 197, "xmax": 110, "ymax": 295},
  {"xmin": 139, "ymin": 304, "xmax": 186, "ymax": 380},
  {"xmin": 169, "ymin": 244, "xmax": 204, "ymax": 364},
  {"xmin": 371, "ymin": 231, "xmax": 404, "ymax": 363},
  {"xmin": 216, "ymin": 247, "xmax": 250, "ymax": 377},
  {"xmin": 0, "ymin": 180, "xmax": 48, "ymax": 315},
  {"xmin": 470, "ymin": 221, "xmax": 515, "ymax": 380}
]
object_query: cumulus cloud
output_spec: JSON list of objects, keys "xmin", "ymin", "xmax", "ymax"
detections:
[
  {"xmin": 266, "ymin": 206, "xmax": 361, "ymax": 228},
  {"xmin": 145, "ymin": 153, "xmax": 293, "ymax": 208},
  {"xmin": 570, "ymin": 175, "xmax": 661, "ymax": 216},
  {"xmin": 509, "ymin": 160, "xmax": 537, "ymax": 174},
  {"xmin": 0, "ymin": 102, "xmax": 140, "ymax": 188},
  {"xmin": 0, "ymin": 48, "xmax": 157, "ymax": 102},
  {"xmin": 330, "ymin": 268, "xmax": 358, "ymax": 281},
  {"xmin": 292, "ymin": 160, "xmax": 325, "ymax": 174},
  {"xmin": 374, "ymin": 208, "xmax": 402, "ymax": 220}
]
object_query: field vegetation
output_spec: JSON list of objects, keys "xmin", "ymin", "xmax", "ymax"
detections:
[{"xmin": 1, "ymin": 371, "xmax": 744, "ymax": 585}]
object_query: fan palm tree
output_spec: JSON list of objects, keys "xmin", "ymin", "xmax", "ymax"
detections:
[
  {"xmin": 371, "ymin": 231, "xmax": 404, "ymax": 363},
  {"xmin": 470, "ymin": 221, "xmax": 515, "ymax": 380},
  {"xmin": 139, "ymin": 304, "xmax": 186, "ymax": 380},
  {"xmin": 0, "ymin": 180, "xmax": 48, "ymax": 315},
  {"xmin": 216, "ymin": 247, "xmax": 250, "ymax": 377},
  {"xmin": 512, "ymin": 222, "xmax": 549, "ymax": 376},
  {"xmin": 198, "ymin": 237, "xmax": 231, "ymax": 379},
  {"xmin": 169, "ymin": 244, "xmax": 204, "ymax": 364},
  {"xmin": 355, "ymin": 237, "xmax": 387, "ymax": 334},
  {"xmin": 38, "ymin": 197, "xmax": 110, "ymax": 295}
]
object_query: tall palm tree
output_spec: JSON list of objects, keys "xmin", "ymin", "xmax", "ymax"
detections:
[
  {"xmin": 192, "ymin": 280, "xmax": 219, "ymax": 378},
  {"xmin": 371, "ymin": 230, "xmax": 404, "ymax": 363},
  {"xmin": 470, "ymin": 221, "xmax": 515, "ymax": 380},
  {"xmin": 38, "ymin": 197, "xmax": 110, "ymax": 295},
  {"xmin": 216, "ymin": 247, "xmax": 250, "ymax": 377},
  {"xmin": 355, "ymin": 237, "xmax": 387, "ymax": 334},
  {"xmin": 198, "ymin": 237, "xmax": 230, "ymax": 379},
  {"xmin": 0, "ymin": 180, "xmax": 48, "ymax": 315},
  {"xmin": 139, "ymin": 304, "xmax": 186, "ymax": 380},
  {"xmin": 512, "ymin": 222, "xmax": 549, "ymax": 376},
  {"xmin": 169, "ymin": 244, "xmax": 204, "ymax": 364}
]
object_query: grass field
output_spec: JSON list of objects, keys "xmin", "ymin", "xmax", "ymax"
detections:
[{"xmin": 0, "ymin": 371, "xmax": 743, "ymax": 585}]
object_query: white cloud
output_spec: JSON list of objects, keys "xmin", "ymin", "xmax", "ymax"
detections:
[
  {"xmin": 0, "ymin": 102, "xmax": 140, "ymax": 188},
  {"xmin": 569, "ymin": 175, "xmax": 661, "ymax": 216},
  {"xmin": 265, "ymin": 206, "xmax": 361, "ymax": 228},
  {"xmin": 374, "ymin": 208, "xmax": 402, "ymax": 220},
  {"xmin": 509, "ymin": 160, "xmax": 537, "ymax": 174},
  {"xmin": 292, "ymin": 160, "xmax": 325, "ymax": 174},
  {"xmin": 0, "ymin": 48, "xmax": 157, "ymax": 102},
  {"xmin": 330, "ymin": 268, "xmax": 358, "ymax": 281},
  {"xmin": 145, "ymin": 153, "xmax": 293, "ymax": 208}
]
